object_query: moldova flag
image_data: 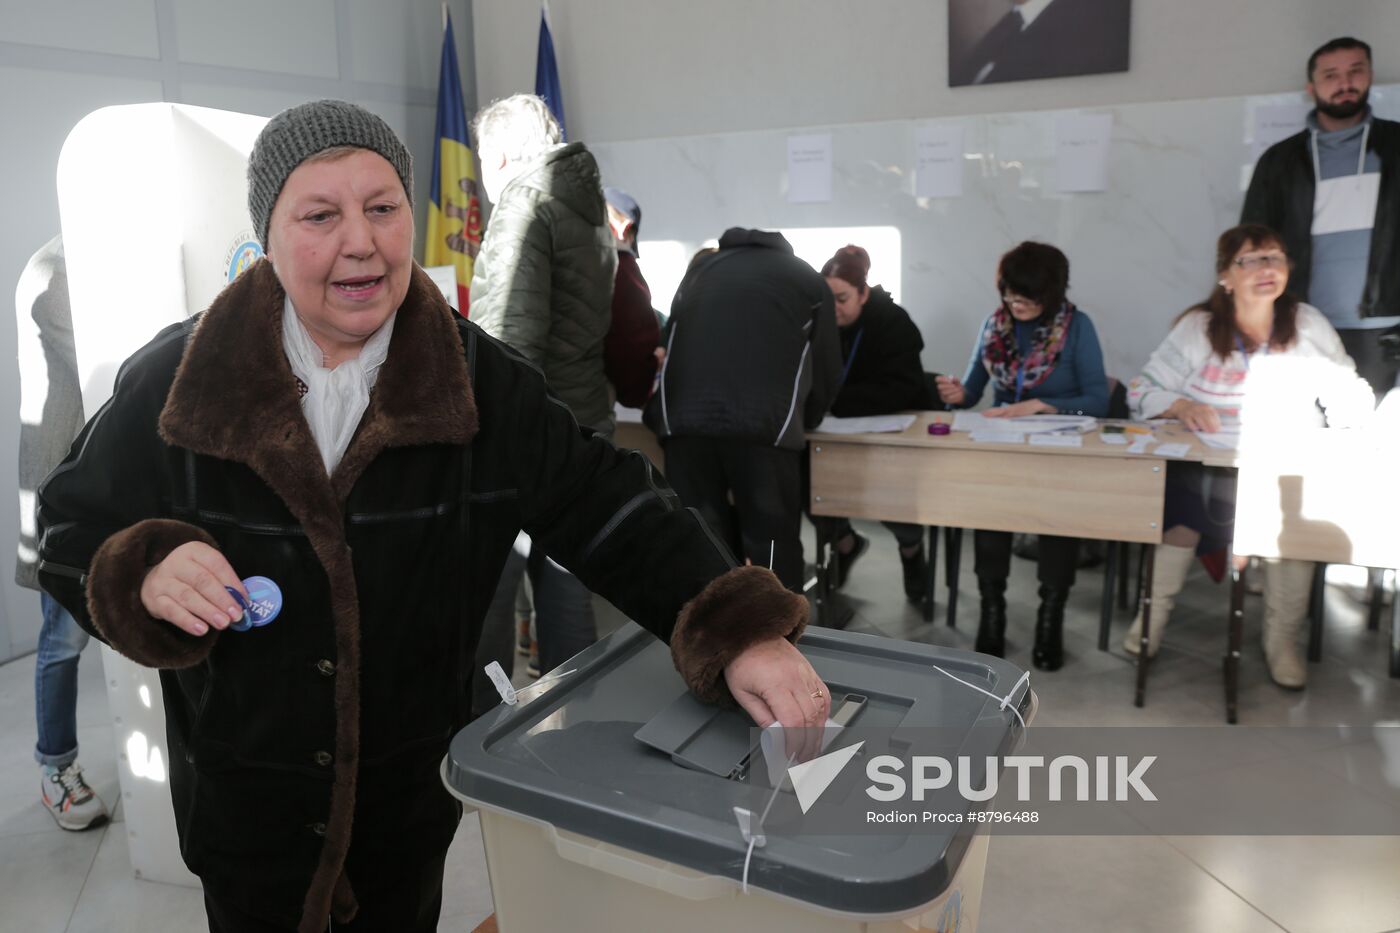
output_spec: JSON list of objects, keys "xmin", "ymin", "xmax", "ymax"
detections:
[
  {"xmin": 425, "ymin": 9, "xmax": 482, "ymax": 315},
  {"xmin": 535, "ymin": 2, "xmax": 566, "ymax": 140}
]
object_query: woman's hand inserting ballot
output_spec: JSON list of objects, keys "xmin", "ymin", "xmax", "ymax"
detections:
[
  {"xmin": 140, "ymin": 541, "xmax": 248, "ymax": 636},
  {"xmin": 724, "ymin": 637, "xmax": 832, "ymax": 763}
]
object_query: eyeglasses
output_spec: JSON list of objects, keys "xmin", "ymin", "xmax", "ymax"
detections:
[
  {"xmin": 1233, "ymin": 253, "xmax": 1288, "ymax": 271},
  {"xmin": 1002, "ymin": 294, "xmax": 1040, "ymax": 310}
]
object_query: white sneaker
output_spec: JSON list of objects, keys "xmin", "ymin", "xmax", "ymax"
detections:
[{"xmin": 40, "ymin": 763, "xmax": 109, "ymax": 831}]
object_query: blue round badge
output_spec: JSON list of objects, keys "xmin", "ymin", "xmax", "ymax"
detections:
[
  {"xmin": 224, "ymin": 586, "xmax": 253, "ymax": 632},
  {"xmin": 242, "ymin": 576, "xmax": 283, "ymax": 627},
  {"xmin": 224, "ymin": 577, "xmax": 282, "ymax": 631}
]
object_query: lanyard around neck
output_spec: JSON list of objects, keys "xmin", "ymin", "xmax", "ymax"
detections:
[
  {"xmin": 840, "ymin": 327, "xmax": 864, "ymax": 386},
  {"xmin": 1235, "ymin": 332, "xmax": 1270, "ymax": 369}
]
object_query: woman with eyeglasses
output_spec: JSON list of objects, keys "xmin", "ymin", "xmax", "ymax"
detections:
[
  {"xmin": 1126, "ymin": 223, "xmax": 1373, "ymax": 689},
  {"xmin": 936, "ymin": 241, "xmax": 1109, "ymax": 669}
]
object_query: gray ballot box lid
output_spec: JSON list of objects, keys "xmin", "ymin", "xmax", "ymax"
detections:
[{"xmin": 445, "ymin": 622, "xmax": 1030, "ymax": 916}]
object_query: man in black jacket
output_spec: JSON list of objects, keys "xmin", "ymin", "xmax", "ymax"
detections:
[
  {"xmin": 646, "ymin": 229, "xmax": 840, "ymax": 591},
  {"xmin": 1242, "ymin": 37, "xmax": 1400, "ymax": 398}
]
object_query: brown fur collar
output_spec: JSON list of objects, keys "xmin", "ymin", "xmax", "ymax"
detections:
[
  {"xmin": 158, "ymin": 258, "xmax": 478, "ymax": 507},
  {"xmin": 157, "ymin": 259, "xmax": 477, "ymax": 932}
]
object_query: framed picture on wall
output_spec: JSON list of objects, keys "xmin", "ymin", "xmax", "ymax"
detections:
[{"xmin": 949, "ymin": 0, "xmax": 1131, "ymax": 87}]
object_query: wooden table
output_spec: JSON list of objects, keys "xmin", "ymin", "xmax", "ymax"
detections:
[
  {"xmin": 806, "ymin": 413, "xmax": 1244, "ymax": 708},
  {"xmin": 620, "ymin": 410, "xmax": 1397, "ymax": 719}
]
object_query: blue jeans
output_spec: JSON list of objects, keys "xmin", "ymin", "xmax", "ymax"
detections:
[{"xmin": 34, "ymin": 592, "xmax": 90, "ymax": 768}]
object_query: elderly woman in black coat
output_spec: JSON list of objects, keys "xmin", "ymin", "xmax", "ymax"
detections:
[{"xmin": 37, "ymin": 100, "xmax": 825, "ymax": 933}]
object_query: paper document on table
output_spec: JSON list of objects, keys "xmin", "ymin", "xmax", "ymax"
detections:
[
  {"xmin": 1029, "ymin": 433, "xmax": 1083, "ymax": 448},
  {"xmin": 1125, "ymin": 436, "xmax": 1155, "ymax": 454},
  {"xmin": 969, "ymin": 431, "xmax": 1026, "ymax": 444},
  {"xmin": 1194, "ymin": 430, "xmax": 1243, "ymax": 450},
  {"xmin": 1154, "ymin": 443, "xmax": 1191, "ymax": 458},
  {"xmin": 951, "ymin": 412, "xmax": 1096, "ymax": 435},
  {"xmin": 1099, "ymin": 433, "xmax": 1129, "ymax": 445},
  {"xmin": 814, "ymin": 414, "xmax": 917, "ymax": 434}
]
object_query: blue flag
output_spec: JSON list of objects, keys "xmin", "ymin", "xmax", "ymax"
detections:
[{"xmin": 534, "ymin": 3, "xmax": 566, "ymax": 140}]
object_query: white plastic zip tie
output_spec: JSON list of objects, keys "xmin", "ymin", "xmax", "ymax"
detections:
[
  {"xmin": 530, "ymin": 667, "xmax": 577, "ymax": 689},
  {"xmin": 483, "ymin": 661, "xmax": 517, "ymax": 706},
  {"xmin": 485, "ymin": 663, "xmax": 580, "ymax": 709},
  {"xmin": 930, "ymin": 664, "xmax": 1031, "ymax": 732},
  {"xmin": 737, "ymin": 748, "xmax": 795, "ymax": 894}
]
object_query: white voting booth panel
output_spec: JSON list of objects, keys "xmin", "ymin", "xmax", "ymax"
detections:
[{"xmin": 56, "ymin": 103, "xmax": 268, "ymax": 886}]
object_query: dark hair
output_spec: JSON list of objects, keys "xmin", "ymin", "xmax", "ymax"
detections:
[
  {"xmin": 996, "ymin": 241, "xmax": 1069, "ymax": 316},
  {"xmin": 1181, "ymin": 223, "xmax": 1299, "ymax": 360},
  {"xmin": 821, "ymin": 244, "xmax": 870, "ymax": 292},
  {"xmin": 1308, "ymin": 37, "xmax": 1372, "ymax": 80}
]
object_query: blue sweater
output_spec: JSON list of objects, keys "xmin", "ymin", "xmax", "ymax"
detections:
[{"xmin": 959, "ymin": 309, "xmax": 1109, "ymax": 416}]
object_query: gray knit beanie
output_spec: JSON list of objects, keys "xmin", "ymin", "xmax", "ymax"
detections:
[{"xmin": 247, "ymin": 99, "xmax": 414, "ymax": 248}]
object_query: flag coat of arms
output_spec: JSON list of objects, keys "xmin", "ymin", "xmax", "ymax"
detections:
[{"xmin": 425, "ymin": 10, "xmax": 482, "ymax": 314}]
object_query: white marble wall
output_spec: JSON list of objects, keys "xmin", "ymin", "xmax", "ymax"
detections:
[{"xmin": 593, "ymin": 84, "xmax": 1398, "ymax": 385}]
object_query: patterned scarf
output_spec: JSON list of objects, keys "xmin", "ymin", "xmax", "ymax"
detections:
[{"xmin": 982, "ymin": 302, "xmax": 1075, "ymax": 398}]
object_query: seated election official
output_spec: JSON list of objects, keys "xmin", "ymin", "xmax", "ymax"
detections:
[
  {"xmin": 1126, "ymin": 223, "xmax": 1373, "ymax": 689},
  {"xmin": 817, "ymin": 245, "xmax": 931, "ymax": 601},
  {"xmin": 936, "ymin": 242, "xmax": 1109, "ymax": 670},
  {"xmin": 35, "ymin": 101, "xmax": 829, "ymax": 933}
]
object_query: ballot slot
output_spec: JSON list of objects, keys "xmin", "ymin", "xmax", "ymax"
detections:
[
  {"xmin": 634, "ymin": 688, "xmax": 887, "ymax": 784},
  {"xmin": 729, "ymin": 693, "xmax": 868, "ymax": 784}
]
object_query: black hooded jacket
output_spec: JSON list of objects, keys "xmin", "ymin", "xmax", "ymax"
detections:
[{"xmin": 645, "ymin": 228, "xmax": 840, "ymax": 449}]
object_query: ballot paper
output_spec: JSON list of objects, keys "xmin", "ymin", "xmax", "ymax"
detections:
[
  {"xmin": 1153, "ymin": 443, "xmax": 1191, "ymax": 458},
  {"xmin": 1029, "ymin": 433, "xmax": 1084, "ymax": 448},
  {"xmin": 1194, "ymin": 430, "xmax": 1243, "ymax": 450},
  {"xmin": 952, "ymin": 412, "xmax": 1096, "ymax": 435},
  {"xmin": 814, "ymin": 414, "xmax": 918, "ymax": 435},
  {"xmin": 970, "ymin": 431, "xmax": 1026, "ymax": 444},
  {"xmin": 760, "ymin": 719, "xmax": 844, "ymax": 788},
  {"xmin": 1125, "ymin": 436, "xmax": 1155, "ymax": 454},
  {"xmin": 1099, "ymin": 432, "xmax": 1129, "ymax": 445}
]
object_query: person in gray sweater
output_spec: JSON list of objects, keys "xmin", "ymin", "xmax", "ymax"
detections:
[{"xmin": 15, "ymin": 235, "xmax": 109, "ymax": 830}]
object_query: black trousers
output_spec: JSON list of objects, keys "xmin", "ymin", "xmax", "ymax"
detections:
[
  {"xmin": 1339, "ymin": 327, "xmax": 1400, "ymax": 401},
  {"xmin": 663, "ymin": 437, "xmax": 805, "ymax": 592},
  {"xmin": 204, "ymin": 848, "xmax": 448, "ymax": 932},
  {"xmin": 974, "ymin": 530, "xmax": 1078, "ymax": 589}
]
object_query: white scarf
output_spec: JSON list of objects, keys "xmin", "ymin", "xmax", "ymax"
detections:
[{"xmin": 281, "ymin": 297, "xmax": 396, "ymax": 474}]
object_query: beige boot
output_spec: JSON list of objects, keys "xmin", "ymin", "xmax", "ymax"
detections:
[
  {"xmin": 1261, "ymin": 559, "xmax": 1313, "ymax": 689},
  {"xmin": 1124, "ymin": 544, "xmax": 1195, "ymax": 657}
]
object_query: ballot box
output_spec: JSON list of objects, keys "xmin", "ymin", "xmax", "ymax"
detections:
[{"xmin": 445, "ymin": 622, "xmax": 1035, "ymax": 932}]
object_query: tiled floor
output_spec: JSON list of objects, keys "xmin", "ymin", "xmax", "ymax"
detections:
[{"xmin": 1, "ymin": 526, "xmax": 1397, "ymax": 933}]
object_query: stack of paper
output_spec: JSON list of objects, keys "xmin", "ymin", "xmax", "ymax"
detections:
[
  {"xmin": 1029, "ymin": 433, "xmax": 1083, "ymax": 448},
  {"xmin": 969, "ymin": 431, "xmax": 1026, "ymax": 445},
  {"xmin": 951, "ymin": 413, "xmax": 1097, "ymax": 435},
  {"xmin": 1193, "ymin": 430, "xmax": 1243, "ymax": 450},
  {"xmin": 814, "ymin": 414, "xmax": 918, "ymax": 435}
]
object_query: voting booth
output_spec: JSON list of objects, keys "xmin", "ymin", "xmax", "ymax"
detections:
[
  {"xmin": 57, "ymin": 102, "xmax": 269, "ymax": 885},
  {"xmin": 446, "ymin": 623, "xmax": 1034, "ymax": 932}
]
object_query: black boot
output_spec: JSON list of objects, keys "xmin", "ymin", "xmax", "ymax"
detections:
[
  {"xmin": 1032, "ymin": 584, "xmax": 1068, "ymax": 671},
  {"xmin": 900, "ymin": 542, "xmax": 927, "ymax": 604},
  {"xmin": 975, "ymin": 578, "xmax": 1007, "ymax": 657}
]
